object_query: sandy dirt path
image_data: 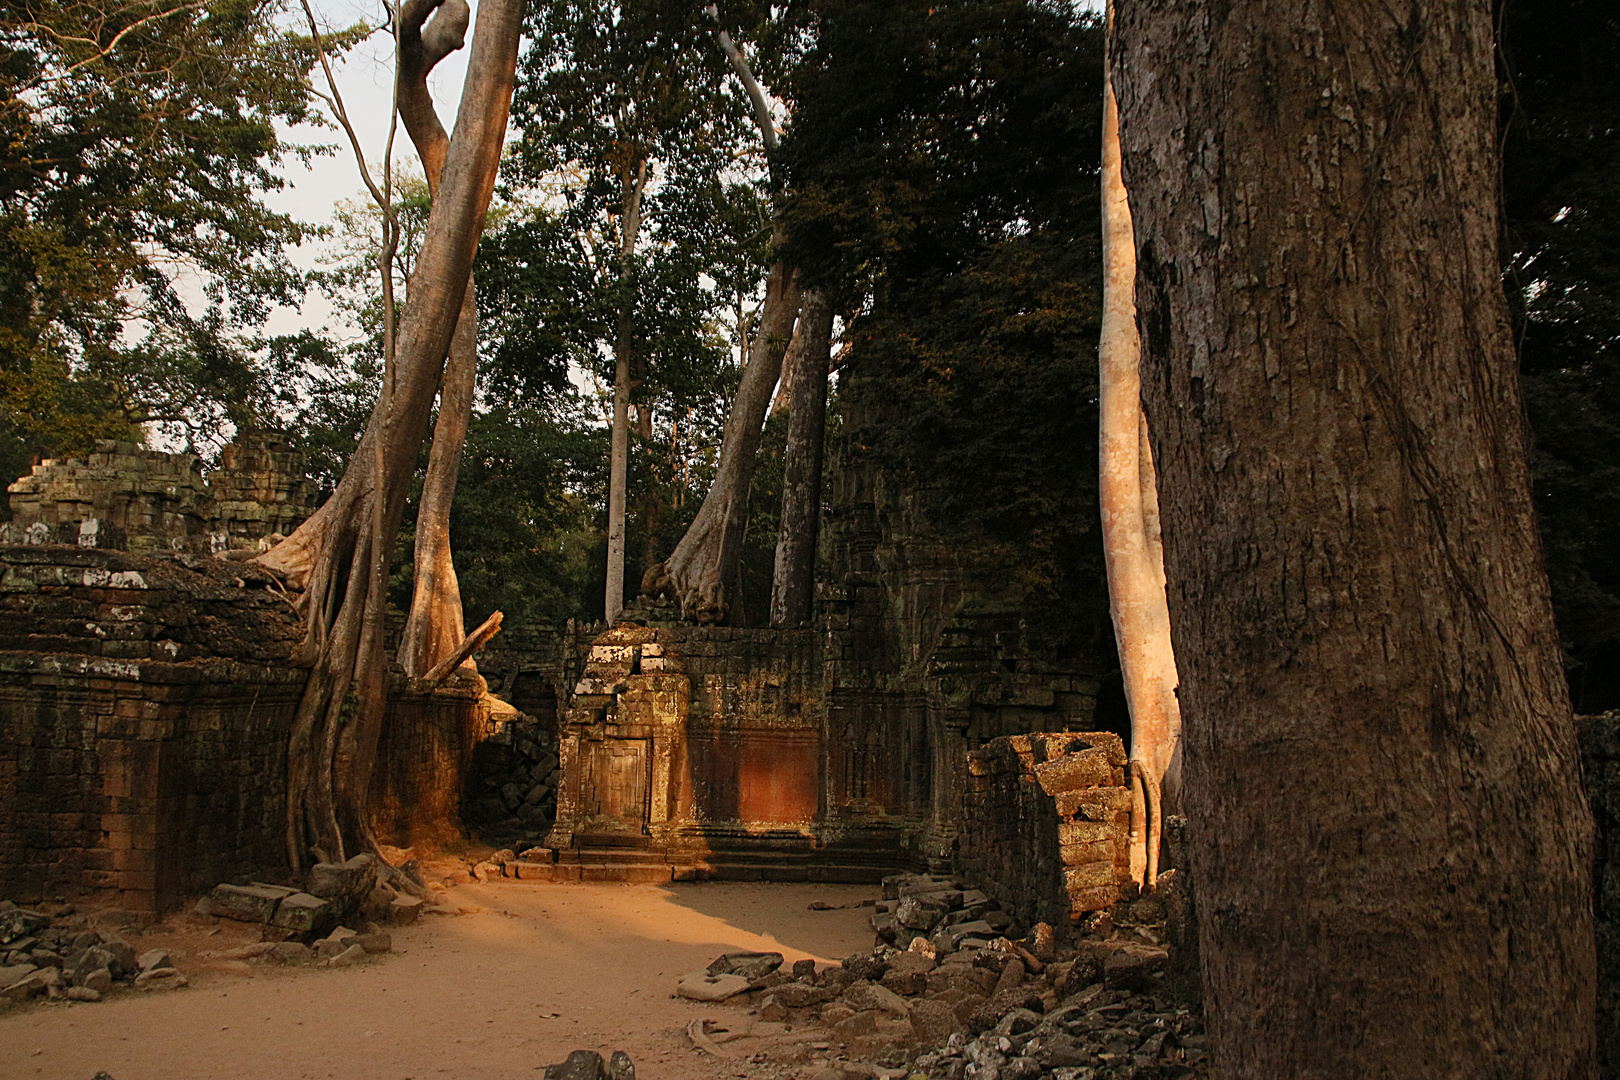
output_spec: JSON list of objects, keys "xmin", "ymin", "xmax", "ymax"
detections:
[{"xmin": 0, "ymin": 881, "xmax": 879, "ymax": 1080}]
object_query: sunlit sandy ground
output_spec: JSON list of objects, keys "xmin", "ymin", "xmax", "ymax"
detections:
[{"xmin": 0, "ymin": 880, "xmax": 879, "ymax": 1080}]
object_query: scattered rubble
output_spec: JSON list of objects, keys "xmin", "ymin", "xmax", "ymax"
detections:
[
  {"xmin": 676, "ymin": 872, "xmax": 1205, "ymax": 1079},
  {"xmin": 539, "ymin": 1048, "xmax": 636, "ymax": 1079},
  {"xmin": 0, "ymin": 900, "xmax": 186, "ymax": 1003}
]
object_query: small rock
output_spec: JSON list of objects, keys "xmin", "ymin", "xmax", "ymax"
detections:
[
  {"xmin": 676, "ymin": 970, "xmax": 750, "ymax": 1001},
  {"xmin": 844, "ymin": 979, "xmax": 910, "ymax": 1015},
  {"xmin": 268, "ymin": 942, "xmax": 312, "ymax": 965},
  {"xmin": 341, "ymin": 932, "xmax": 392, "ymax": 955},
  {"xmin": 63, "ymin": 985, "xmax": 102, "ymax": 1002},
  {"xmin": 314, "ymin": 938, "xmax": 347, "ymax": 961},
  {"xmin": 306, "ymin": 853, "xmax": 379, "ymax": 911},
  {"xmin": 270, "ymin": 893, "xmax": 335, "ymax": 935},
  {"xmin": 133, "ymin": 967, "xmax": 187, "ymax": 991},
  {"xmin": 792, "ymin": 958, "xmax": 817, "ymax": 980},
  {"xmin": 389, "ymin": 896, "xmax": 424, "ymax": 925},
  {"xmin": 0, "ymin": 907, "xmax": 49, "ymax": 944},
  {"xmin": 758, "ymin": 995, "xmax": 789, "ymax": 1022},
  {"xmin": 821, "ymin": 1002, "xmax": 856, "ymax": 1026},
  {"xmin": 606, "ymin": 1049, "xmax": 635, "ymax": 1080},
  {"xmin": 771, "ymin": 981, "xmax": 831, "ymax": 1008},
  {"xmin": 137, "ymin": 949, "xmax": 172, "ymax": 973},
  {"xmin": 706, "ymin": 951, "xmax": 783, "ymax": 980},
  {"xmin": 205, "ymin": 884, "xmax": 288, "ymax": 925},
  {"xmin": 0, "ymin": 963, "xmax": 37, "ymax": 988},
  {"xmin": 541, "ymin": 1049, "xmax": 608, "ymax": 1079},
  {"xmin": 832, "ymin": 1009, "xmax": 879, "ymax": 1041},
  {"xmin": 327, "ymin": 943, "xmax": 366, "ymax": 967},
  {"xmin": 907, "ymin": 998, "xmax": 964, "ymax": 1045},
  {"xmin": 81, "ymin": 967, "xmax": 113, "ymax": 994}
]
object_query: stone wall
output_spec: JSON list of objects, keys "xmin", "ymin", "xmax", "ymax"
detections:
[
  {"xmin": 957, "ymin": 732, "xmax": 1132, "ymax": 936},
  {"xmin": 3, "ymin": 433, "xmax": 314, "ymax": 554},
  {"xmin": 371, "ymin": 681, "xmax": 499, "ymax": 850},
  {"xmin": 0, "ymin": 545, "xmax": 493, "ymax": 911},
  {"xmin": 548, "ymin": 624, "xmax": 832, "ymax": 862}
]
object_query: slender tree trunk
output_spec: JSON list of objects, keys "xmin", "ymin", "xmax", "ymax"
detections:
[
  {"xmin": 1112, "ymin": 1, "xmax": 1596, "ymax": 1075},
  {"xmin": 1099, "ymin": 2, "xmax": 1181, "ymax": 888},
  {"xmin": 396, "ymin": 0, "xmax": 475, "ymax": 678},
  {"xmin": 254, "ymin": 0, "xmax": 521, "ymax": 868},
  {"xmin": 653, "ymin": 15, "xmax": 798, "ymax": 623},
  {"xmin": 605, "ymin": 161, "xmax": 649, "ymax": 624},
  {"xmin": 770, "ymin": 288, "xmax": 832, "ymax": 627}
]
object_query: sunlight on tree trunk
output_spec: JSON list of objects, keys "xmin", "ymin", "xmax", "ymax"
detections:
[
  {"xmin": 396, "ymin": 0, "xmax": 476, "ymax": 678},
  {"xmin": 770, "ymin": 288, "xmax": 832, "ymax": 628},
  {"xmin": 1100, "ymin": 0, "xmax": 1180, "ymax": 889},
  {"xmin": 652, "ymin": 16, "xmax": 799, "ymax": 624},
  {"xmin": 254, "ymin": 0, "xmax": 521, "ymax": 870}
]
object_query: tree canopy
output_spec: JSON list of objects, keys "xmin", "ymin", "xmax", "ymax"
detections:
[{"xmin": 0, "ymin": 0, "xmax": 336, "ymax": 480}]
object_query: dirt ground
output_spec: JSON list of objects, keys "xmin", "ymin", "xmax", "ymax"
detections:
[{"xmin": 0, "ymin": 879, "xmax": 881, "ymax": 1080}]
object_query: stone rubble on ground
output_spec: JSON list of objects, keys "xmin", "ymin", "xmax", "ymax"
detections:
[
  {"xmin": 675, "ymin": 872, "xmax": 1207, "ymax": 1080},
  {"xmin": 0, "ymin": 900, "xmax": 186, "ymax": 1002},
  {"xmin": 539, "ymin": 1048, "xmax": 636, "ymax": 1079}
]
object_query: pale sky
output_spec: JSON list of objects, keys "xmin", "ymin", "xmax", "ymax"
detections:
[{"xmin": 262, "ymin": 0, "xmax": 478, "ymax": 337}]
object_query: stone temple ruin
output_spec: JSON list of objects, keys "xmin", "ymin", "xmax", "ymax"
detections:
[
  {"xmin": 2, "ymin": 431, "xmax": 1619, "ymax": 1071},
  {"xmin": 0, "ymin": 426, "xmax": 1148, "ymax": 939}
]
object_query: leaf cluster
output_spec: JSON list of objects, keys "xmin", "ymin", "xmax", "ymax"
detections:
[{"xmin": 0, "ymin": 0, "xmax": 334, "ymax": 470}]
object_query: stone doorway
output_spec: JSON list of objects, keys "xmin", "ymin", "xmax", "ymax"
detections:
[{"xmin": 580, "ymin": 737, "xmax": 651, "ymax": 835}]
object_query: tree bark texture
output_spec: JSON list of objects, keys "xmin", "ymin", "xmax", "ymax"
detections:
[
  {"xmin": 1112, "ymin": 2, "xmax": 1596, "ymax": 1076},
  {"xmin": 254, "ymin": 0, "xmax": 520, "ymax": 868},
  {"xmin": 770, "ymin": 288, "xmax": 832, "ymax": 628},
  {"xmin": 656, "ymin": 254, "xmax": 798, "ymax": 623},
  {"xmin": 397, "ymin": 0, "xmax": 475, "ymax": 678},
  {"xmin": 606, "ymin": 162, "xmax": 649, "ymax": 624},
  {"xmin": 1099, "ymin": 4, "xmax": 1182, "ymax": 888}
]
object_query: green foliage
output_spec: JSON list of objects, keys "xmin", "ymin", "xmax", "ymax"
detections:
[
  {"xmin": 499, "ymin": 0, "xmax": 779, "ymax": 604},
  {"xmin": 1500, "ymin": 0, "xmax": 1620, "ymax": 709},
  {"xmin": 780, "ymin": 0, "xmax": 1110, "ymax": 657},
  {"xmin": 0, "ymin": 0, "xmax": 335, "ymax": 464}
]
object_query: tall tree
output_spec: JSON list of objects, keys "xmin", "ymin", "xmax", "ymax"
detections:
[
  {"xmin": 777, "ymin": 0, "xmax": 1111, "ymax": 658},
  {"xmin": 649, "ymin": 8, "xmax": 799, "ymax": 624},
  {"xmin": 1098, "ymin": 0, "xmax": 1179, "ymax": 887},
  {"xmin": 394, "ymin": 0, "xmax": 479, "ymax": 677},
  {"xmin": 769, "ymin": 286, "xmax": 831, "ymax": 627},
  {"xmin": 256, "ymin": 0, "xmax": 522, "ymax": 869},
  {"xmin": 511, "ymin": 0, "xmax": 743, "ymax": 622},
  {"xmin": 0, "ymin": 0, "xmax": 327, "ymax": 472},
  {"xmin": 1112, "ymin": 0, "xmax": 1596, "ymax": 1074}
]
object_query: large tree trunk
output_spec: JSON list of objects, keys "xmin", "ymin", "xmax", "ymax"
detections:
[
  {"xmin": 605, "ymin": 162, "xmax": 649, "ymax": 623},
  {"xmin": 254, "ymin": 0, "xmax": 521, "ymax": 868},
  {"xmin": 1112, "ymin": 2, "xmax": 1596, "ymax": 1076},
  {"xmin": 1099, "ymin": 1, "xmax": 1181, "ymax": 888},
  {"xmin": 653, "ymin": 21, "xmax": 798, "ymax": 623},
  {"xmin": 396, "ymin": 0, "xmax": 475, "ymax": 678},
  {"xmin": 770, "ymin": 288, "xmax": 832, "ymax": 627}
]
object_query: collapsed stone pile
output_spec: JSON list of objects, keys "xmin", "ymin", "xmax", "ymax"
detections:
[
  {"xmin": 1, "ymin": 901, "xmax": 185, "ymax": 1002},
  {"xmin": 195, "ymin": 853, "xmax": 428, "ymax": 939},
  {"xmin": 467, "ymin": 717, "xmax": 561, "ymax": 848},
  {"xmin": 677, "ymin": 871, "xmax": 1204, "ymax": 1079}
]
